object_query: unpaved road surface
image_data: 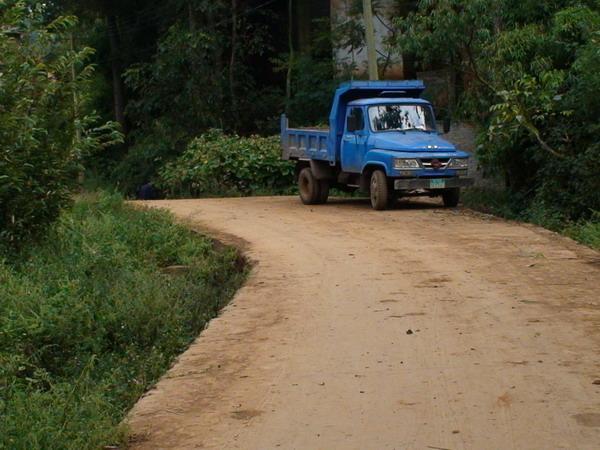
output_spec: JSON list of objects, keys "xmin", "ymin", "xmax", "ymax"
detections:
[{"xmin": 129, "ymin": 197, "xmax": 600, "ymax": 450}]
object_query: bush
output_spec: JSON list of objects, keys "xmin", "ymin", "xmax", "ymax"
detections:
[
  {"xmin": 0, "ymin": 192, "xmax": 246, "ymax": 449},
  {"xmin": 159, "ymin": 129, "xmax": 294, "ymax": 197},
  {"xmin": 0, "ymin": 4, "xmax": 121, "ymax": 251}
]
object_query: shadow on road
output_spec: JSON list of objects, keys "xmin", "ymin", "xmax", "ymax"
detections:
[{"xmin": 324, "ymin": 196, "xmax": 444, "ymax": 210}]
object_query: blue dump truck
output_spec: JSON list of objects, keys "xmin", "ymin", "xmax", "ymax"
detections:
[{"xmin": 281, "ymin": 80, "xmax": 473, "ymax": 210}]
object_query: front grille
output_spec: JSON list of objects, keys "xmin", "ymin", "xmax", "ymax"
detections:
[{"xmin": 420, "ymin": 158, "xmax": 450, "ymax": 170}]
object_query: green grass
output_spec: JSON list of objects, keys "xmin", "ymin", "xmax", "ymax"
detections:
[
  {"xmin": 0, "ymin": 192, "xmax": 247, "ymax": 449},
  {"xmin": 565, "ymin": 214, "xmax": 600, "ymax": 249},
  {"xmin": 463, "ymin": 187, "xmax": 600, "ymax": 250}
]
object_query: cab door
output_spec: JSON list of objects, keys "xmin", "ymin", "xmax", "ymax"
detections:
[{"xmin": 341, "ymin": 107, "xmax": 367, "ymax": 173}]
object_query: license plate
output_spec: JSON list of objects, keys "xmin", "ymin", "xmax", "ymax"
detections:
[{"xmin": 429, "ymin": 179, "xmax": 446, "ymax": 189}]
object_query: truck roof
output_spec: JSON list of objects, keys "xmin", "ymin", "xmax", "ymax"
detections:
[{"xmin": 347, "ymin": 97, "xmax": 430, "ymax": 106}]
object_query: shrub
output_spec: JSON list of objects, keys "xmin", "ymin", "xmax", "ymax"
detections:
[
  {"xmin": 0, "ymin": 192, "xmax": 246, "ymax": 449},
  {"xmin": 159, "ymin": 130, "xmax": 294, "ymax": 197},
  {"xmin": 0, "ymin": 4, "xmax": 121, "ymax": 251}
]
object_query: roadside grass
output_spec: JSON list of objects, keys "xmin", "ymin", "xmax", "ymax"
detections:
[
  {"xmin": 0, "ymin": 192, "xmax": 247, "ymax": 449},
  {"xmin": 463, "ymin": 188, "xmax": 600, "ymax": 250},
  {"xmin": 564, "ymin": 215, "xmax": 600, "ymax": 250}
]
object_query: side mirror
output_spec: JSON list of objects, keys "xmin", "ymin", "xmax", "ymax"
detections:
[{"xmin": 443, "ymin": 116, "xmax": 451, "ymax": 134}]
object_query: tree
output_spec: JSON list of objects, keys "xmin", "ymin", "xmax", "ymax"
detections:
[
  {"xmin": 0, "ymin": 2, "xmax": 122, "ymax": 250},
  {"xmin": 396, "ymin": 0, "xmax": 600, "ymax": 220},
  {"xmin": 52, "ymin": 0, "xmax": 178, "ymax": 134}
]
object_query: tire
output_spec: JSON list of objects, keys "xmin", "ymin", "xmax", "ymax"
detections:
[
  {"xmin": 442, "ymin": 187, "xmax": 460, "ymax": 207},
  {"xmin": 317, "ymin": 180, "xmax": 330, "ymax": 204},
  {"xmin": 298, "ymin": 167, "xmax": 321, "ymax": 205},
  {"xmin": 370, "ymin": 170, "xmax": 389, "ymax": 210}
]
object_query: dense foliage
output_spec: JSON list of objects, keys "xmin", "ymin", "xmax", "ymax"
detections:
[
  {"xmin": 159, "ymin": 130, "xmax": 294, "ymax": 197},
  {"xmin": 0, "ymin": 192, "xmax": 246, "ymax": 449},
  {"xmin": 0, "ymin": 3, "xmax": 121, "ymax": 250},
  {"xmin": 396, "ymin": 0, "xmax": 600, "ymax": 222},
  {"xmin": 53, "ymin": 0, "xmax": 338, "ymax": 193},
  {"xmin": 105, "ymin": 1, "xmax": 286, "ymax": 192}
]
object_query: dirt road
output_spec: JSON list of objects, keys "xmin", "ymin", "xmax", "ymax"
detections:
[{"xmin": 128, "ymin": 196, "xmax": 600, "ymax": 450}]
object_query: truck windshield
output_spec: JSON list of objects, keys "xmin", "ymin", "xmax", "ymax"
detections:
[{"xmin": 368, "ymin": 104, "xmax": 435, "ymax": 132}]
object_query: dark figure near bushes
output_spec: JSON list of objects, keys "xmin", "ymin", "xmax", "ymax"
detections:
[{"xmin": 137, "ymin": 183, "xmax": 159, "ymax": 200}]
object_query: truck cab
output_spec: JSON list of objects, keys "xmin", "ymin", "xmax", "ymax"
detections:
[{"xmin": 281, "ymin": 80, "xmax": 473, "ymax": 210}]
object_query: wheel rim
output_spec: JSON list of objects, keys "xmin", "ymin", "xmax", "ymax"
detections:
[{"xmin": 299, "ymin": 173, "xmax": 310, "ymax": 198}]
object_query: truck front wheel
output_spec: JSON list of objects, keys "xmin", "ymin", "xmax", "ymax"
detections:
[
  {"xmin": 298, "ymin": 167, "xmax": 321, "ymax": 205},
  {"xmin": 370, "ymin": 170, "xmax": 389, "ymax": 210},
  {"xmin": 442, "ymin": 187, "xmax": 460, "ymax": 207}
]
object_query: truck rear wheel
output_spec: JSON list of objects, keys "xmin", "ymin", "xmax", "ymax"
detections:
[
  {"xmin": 317, "ymin": 180, "xmax": 330, "ymax": 204},
  {"xmin": 370, "ymin": 170, "xmax": 389, "ymax": 210},
  {"xmin": 298, "ymin": 167, "xmax": 321, "ymax": 205},
  {"xmin": 442, "ymin": 187, "xmax": 460, "ymax": 207}
]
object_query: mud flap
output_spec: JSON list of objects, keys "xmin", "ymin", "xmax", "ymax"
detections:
[{"xmin": 310, "ymin": 160, "xmax": 335, "ymax": 181}]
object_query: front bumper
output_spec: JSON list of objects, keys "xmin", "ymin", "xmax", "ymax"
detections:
[{"xmin": 394, "ymin": 177, "xmax": 474, "ymax": 191}]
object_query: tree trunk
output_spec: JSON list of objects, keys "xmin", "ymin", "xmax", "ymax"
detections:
[
  {"xmin": 229, "ymin": 0, "xmax": 238, "ymax": 128},
  {"xmin": 295, "ymin": 0, "xmax": 310, "ymax": 53},
  {"xmin": 188, "ymin": 1, "xmax": 196, "ymax": 32},
  {"xmin": 207, "ymin": 5, "xmax": 224, "ymax": 128},
  {"xmin": 362, "ymin": 0, "xmax": 379, "ymax": 80},
  {"xmin": 285, "ymin": 0, "xmax": 293, "ymax": 112},
  {"xmin": 106, "ymin": 13, "xmax": 127, "ymax": 134}
]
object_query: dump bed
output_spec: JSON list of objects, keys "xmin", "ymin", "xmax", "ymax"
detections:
[{"xmin": 280, "ymin": 116, "xmax": 330, "ymax": 161}]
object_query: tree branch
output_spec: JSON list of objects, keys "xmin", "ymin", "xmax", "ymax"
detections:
[{"xmin": 514, "ymin": 99, "xmax": 565, "ymax": 158}]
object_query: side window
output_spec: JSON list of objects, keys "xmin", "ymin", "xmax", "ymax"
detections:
[{"xmin": 347, "ymin": 107, "xmax": 364, "ymax": 132}]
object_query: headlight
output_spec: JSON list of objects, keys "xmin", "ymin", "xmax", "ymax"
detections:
[
  {"xmin": 448, "ymin": 158, "xmax": 469, "ymax": 169},
  {"xmin": 393, "ymin": 158, "xmax": 420, "ymax": 170}
]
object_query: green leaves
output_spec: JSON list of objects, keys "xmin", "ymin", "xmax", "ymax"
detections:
[
  {"xmin": 159, "ymin": 130, "xmax": 294, "ymax": 197},
  {"xmin": 0, "ymin": 3, "xmax": 123, "ymax": 251},
  {"xmin": 397, "ymin": 0, "xmax": 600, "ymax": 221}
]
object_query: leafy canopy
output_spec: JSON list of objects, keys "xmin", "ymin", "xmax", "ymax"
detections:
[{"xmin": 396, "ymin": 0, "xmax": 600, "ymax": 221}]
